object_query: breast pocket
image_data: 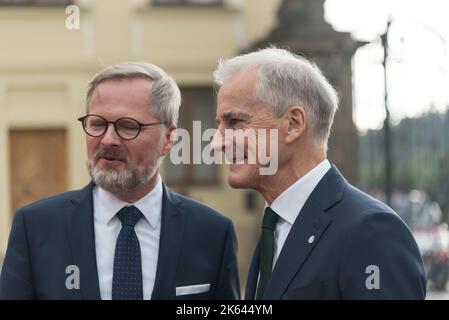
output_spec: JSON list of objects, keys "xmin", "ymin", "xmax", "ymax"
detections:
[{"xmin": 175, "ymin": 283, "xmax": 211, "ymax": 300}]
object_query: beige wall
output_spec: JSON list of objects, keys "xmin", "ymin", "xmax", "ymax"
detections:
[
  {"xmin": 243, "ymin": 0, "xmax": 281, "ymax": 45},
  {"xmin": 0, "ymin": 74, "xmax": 90, "ymax": 253},
  {"xmin": 0, "ymin": 79, "xmax": 8, "ymax": 254},
  {"xmin": 0, "ymin": 0, "xmax": 282, "ymax": 282}
]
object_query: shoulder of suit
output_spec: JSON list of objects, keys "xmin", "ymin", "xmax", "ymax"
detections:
[
  {"xmin": 344, "ymin": 185, "xmax": 394, "ymax": 213},
  {"xmin": 335, "ymin": 184, "xmax": 405, "ymax": 230},
  {"xmin": 14, "ymin": 185, "xmax": 90, "ymax": 220}
]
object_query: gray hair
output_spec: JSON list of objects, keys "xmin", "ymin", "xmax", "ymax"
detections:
[
  {"xmin": 214, "ymin": 47, "xmax": 338, "ymax": 149},
  {"xmin": 86, "ymin": 62, "xmax": 181, "ymax": 125}
]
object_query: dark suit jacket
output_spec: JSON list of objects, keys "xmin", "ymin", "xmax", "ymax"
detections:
[
  {"xmin": 245, "ymin": 166, "xmax": 426, "ymax": 300},
  {"xmin": 0, "ymin": 183, "xmax": 240, "ymax": 300}
]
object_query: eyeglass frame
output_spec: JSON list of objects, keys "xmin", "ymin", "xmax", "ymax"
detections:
[{"xmin": 77, "ymin": 114, "xmax": 168, "ymax": 141}]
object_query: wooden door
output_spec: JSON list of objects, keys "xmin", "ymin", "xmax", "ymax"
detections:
[{"xmin": 9, "ymin": 129, "xmax": 68, "ymax": 217}]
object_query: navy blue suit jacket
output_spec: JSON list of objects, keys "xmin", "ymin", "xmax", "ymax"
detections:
[
  {"xmin": 245, "ymin": 166, "xmax": 426, "ymax": 300},
  {"xmin": 0, "ymin": 183, "xmax": 240, "ymax": 300}
]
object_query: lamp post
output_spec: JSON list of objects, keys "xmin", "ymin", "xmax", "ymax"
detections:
[{"xmin": 381, "ymin": 19, "xmax": 393, "ymax": 206}]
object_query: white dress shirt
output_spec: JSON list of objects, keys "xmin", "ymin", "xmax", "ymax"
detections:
[
  {"xmin": 93, "ymin": 175, "xmax": 163, "ymax": 300},
  {"xmin": 269, "ymin": 159, "xmax": 331, "ymax": 267}
]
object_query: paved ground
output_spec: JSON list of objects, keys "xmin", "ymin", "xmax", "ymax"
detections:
[
  {"xmin": 427, "ymin": 291, "xmax": 449, "ymax": 299},
  {"xmin": 427, "ymin": 288, "xmax": 449, "ymax": 300},
  {"xmin": 425, "ymin": 279, "xmax": 449, "ymax": 299}
]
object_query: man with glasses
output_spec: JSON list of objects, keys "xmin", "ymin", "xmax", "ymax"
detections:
[{"xmin": 0, "ymin": 62, "xmax": 240, "ymax": 300}]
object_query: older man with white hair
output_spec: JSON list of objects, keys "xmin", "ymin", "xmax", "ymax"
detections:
[{"xmin": 211, "ymin": 47, "xmax": 426, "ymax": 300}]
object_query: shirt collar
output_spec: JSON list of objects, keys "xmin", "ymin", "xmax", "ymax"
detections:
[
  {"xmin": 93, "ymin": 175, "xmax": 163, "ymax": 229},
  {"xmin": 269, "ymin": 159, "xmax": 331, "ymax": 225}
]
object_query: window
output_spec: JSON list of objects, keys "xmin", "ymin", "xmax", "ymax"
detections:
[
  {"xmin": 0, "ymin": 0, "xmax": 71, "ymax": 6},
  {"xmin": 152, "ymin": 0, "xmax": 222, "ymax": 6},
  {"xmin": 164, "ymin": 87, "xmax": 219, "ymax": 186}
]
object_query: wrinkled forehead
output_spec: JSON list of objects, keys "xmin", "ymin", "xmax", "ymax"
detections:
[
  {"xmin": 217, "ymin": 68, "xmax": 260, "ymax": 111},
  {"xmin": 218, "ymin": 66, "xmax": 259, "ymax": 96}
]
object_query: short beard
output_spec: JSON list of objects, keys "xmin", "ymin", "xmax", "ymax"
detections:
[
  {"xmin": 88, "ymin": 162, "xmax": 158, "ymax": 197},
  {"xmin": 87, "ymin": 146, "xmax": 162, "ymax": 198}
]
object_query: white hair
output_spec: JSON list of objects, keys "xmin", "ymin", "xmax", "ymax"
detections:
[
  {"xmin": 86, "ymin": 62, "xmax": 181, "ymax": 125},
  {"xmin": 214, "ymin": 47, "xmax": 338, "ymax": 149}
]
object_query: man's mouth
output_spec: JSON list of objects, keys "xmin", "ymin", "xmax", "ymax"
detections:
[{"xmin": 97, "ymin": 154, "xmax": 126, "ymax": 165}]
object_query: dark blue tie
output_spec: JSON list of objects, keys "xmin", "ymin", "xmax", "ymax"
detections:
[
  {"xmin": 112, "ymin": 205, "xmax": 143, "ymax": 300},
  {"xmin": 256, "ymin": 207, "xmax": 279, "ymax": 300}
]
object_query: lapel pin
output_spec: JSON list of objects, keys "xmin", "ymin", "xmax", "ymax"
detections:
[{"xmin": 308, "ymin": 235, "xmax": 315, "ymax": 244}]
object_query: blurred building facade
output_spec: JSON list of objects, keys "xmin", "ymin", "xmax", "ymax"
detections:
[{"xmin": 0, "ymin": 0, "xmax": 359, "ymax": 287}]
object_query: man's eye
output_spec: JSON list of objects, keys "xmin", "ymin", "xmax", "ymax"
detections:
[
  {"xmin": 122, "ymin": 124, "xmax": 138, "ymax": 130},
  {"xmin": 118, "ymin": 120, "xmax": 139, "ymax": 130},
  {"xmin": 90, "ymin": 122, "xmax": 105, "ymax": 128},
  {"xmin": 229, "ymin": 118, "xmax": 240, "ymax": 126}
]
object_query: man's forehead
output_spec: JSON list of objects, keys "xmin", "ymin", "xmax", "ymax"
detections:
[
  {"xmin": 217, "ymin": 86, "xmax": 256, "ymax": 113},
  {"xmin": 91, "ymin": 78, "xmax": 153, "ymax": 105},
  {"xmin": 218, "ymin": 67, "xmax": 258, "ymax": 97},
  {"xmin": 93, "ymin": 78, "xmax": 152, "ymax": 96}
]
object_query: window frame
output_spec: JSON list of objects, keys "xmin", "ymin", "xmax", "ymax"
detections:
[{"xmin": 164, "ymin": 87, "xmax": 219, "ymax": 187}]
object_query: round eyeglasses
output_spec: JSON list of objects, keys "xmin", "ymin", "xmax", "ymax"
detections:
[{"xmin": 78, "ymin": 114, "xmax": 167, "ymax": 140}]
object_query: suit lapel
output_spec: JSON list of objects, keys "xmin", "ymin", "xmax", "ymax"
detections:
[
  {"xmin": 264, "ymin": 199, "xmax": 332, "ymax": 299},
  {"xmin": 151, "ymin": 185, "xmax": 185, "ymax": 299},
  {"xmin": 245, "ymin": 242, "xmax": 260, "ymax": 300},
  {"xmin": 263, "ymin": 165, "xmax": 347, "ymax": 299},
  {"xmin": 66, "ymin": 182, "xmax": 101, "ymax": 300}
]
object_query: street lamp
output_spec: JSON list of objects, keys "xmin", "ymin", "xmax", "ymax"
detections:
[{"xmin": 381, "ymin": 19, "xmax": 392, "ymax": 206}]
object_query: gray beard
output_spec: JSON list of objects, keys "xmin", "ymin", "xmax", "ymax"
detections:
[{"xmin": 87, "ymin": 160, "xmax": 159, "ymax": 197}]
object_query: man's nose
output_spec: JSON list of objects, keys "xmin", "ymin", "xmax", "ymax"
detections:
[{"xmin": 100, "ymin": 123, "xmax": 121, "ymax": 147}]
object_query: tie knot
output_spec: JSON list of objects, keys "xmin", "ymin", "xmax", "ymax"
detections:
[
  {"xmin": 117, "ymin": 205, "xmax": 142, "ymax": 227},
  {"xmin": 262, "ymin": 207, "xmax": 278, "ymax": 231}
]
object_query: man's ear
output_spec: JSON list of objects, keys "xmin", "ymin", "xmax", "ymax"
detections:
[
  {"xmin": 161, "ymin": 124, "xmax": 177, "ymax": 156},
  {"xmin": 284, "ymin": 106, "xmax": 307, "ymax": 144}
]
